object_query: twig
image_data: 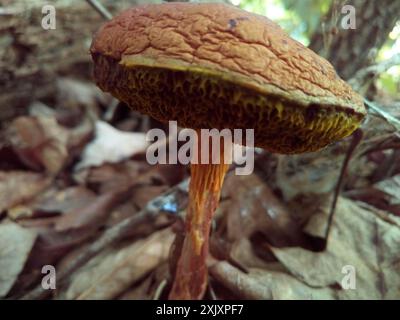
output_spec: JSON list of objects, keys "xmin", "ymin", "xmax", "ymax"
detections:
[
  {"xmin": 153, "ymin": 279, "xmax": 168, "ymax": 300},
  {"xmin": 85, "ymin": 0, "xmax": 113, "ymax": 20},
  {"xmin": 324, "ymin": 129, "xmax": 364, "ymax": 247},
  {"xmin": 349, "ymin": 53, "xmax": 400, "ymax": 91},
  {"xmin": 364, "ymin": 99, "xmax": 400, "ymax": 132}
]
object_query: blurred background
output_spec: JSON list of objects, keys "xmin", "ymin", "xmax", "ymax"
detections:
[{"xmin": 0, "ymin": 0, "xmax": 399, "ymax": 300}]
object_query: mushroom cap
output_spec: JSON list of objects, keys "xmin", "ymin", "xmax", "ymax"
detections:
[{"xmin": 90, "ymin": 3, "xmax": 366, "ymax": 154}]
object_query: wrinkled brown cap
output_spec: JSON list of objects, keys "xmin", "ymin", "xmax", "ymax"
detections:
[{"xmin": 90, "ymin": 3, "xmax": 366, "ymax": 154}]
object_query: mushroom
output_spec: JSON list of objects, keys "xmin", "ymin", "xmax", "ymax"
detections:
[{"xmin": 90, "ymin": 3, "xmax": 366, "ymax": 300}]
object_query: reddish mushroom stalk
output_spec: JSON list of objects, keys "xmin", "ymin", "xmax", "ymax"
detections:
[{"xmin": 169, "ymin": 131, "xmax": 231, "ymax": 299}]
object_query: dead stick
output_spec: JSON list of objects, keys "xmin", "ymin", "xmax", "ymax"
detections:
[{"xmin": 85, "ymin": 0, "xmax": 113, "ymax": 20}]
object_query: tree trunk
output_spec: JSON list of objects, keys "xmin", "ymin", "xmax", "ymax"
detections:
[
  {"xmin": 309, "ymin": 0, "xmax": 400, "ymax": 80},
  {"xmin": 0, "ymin": 0, "xmax": 160, "ymax": 121}
]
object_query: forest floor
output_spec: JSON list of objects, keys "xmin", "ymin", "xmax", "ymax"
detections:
[
  {"xmin": 1, "ymin": 0, "xmax": 400, "ymax": 300},
  {"xmin": 1, "ymin": 74, "xmax": 400, "ymax": 300}
]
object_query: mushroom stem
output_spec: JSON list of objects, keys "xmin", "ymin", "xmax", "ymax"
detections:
[{"xmin": 169, "ymin": 131, "xmax": 231, "ymax": 300}]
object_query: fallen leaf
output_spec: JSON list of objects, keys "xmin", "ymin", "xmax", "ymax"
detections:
[
  {"xmin": 85, "ymin": 161, "xmax": 149, "ymax": 193},
  {"xmin": 0, "ymin": 171, "xmax": 51, "ymax": 214},
  {"xmin": 75, "ymin": 121, "xmax": 148, "ymax": 171},
  {"xmin": 363, "ymin": 174, "xmax": 400, "ymax": 215},
  {"xmin": 119, "ymin": 262, "xmax": 170, "ymax": 300},
  {"xmin": 209, "ymin": 261, "xmax": 335, "ymax": 300},
  {"xmin": 106, "ymin": 201, "xmax": 139, "ymax": 227},
  {"xmin": 55, "ymin": 189, "xmax": 131, "ymax": 232},
  {"xmin": 66, "ymin": 117, "xmax": 94, "ymax": 161},
  {"xmin": 59, "ymin": 228, "xmax": 174, "ymax": 299},
  {"xmin": 7, "ymin": 186, "xmax": 96, "ymax": 220},
  {"xmin": 0, "ymin": 222, "xmax": 37, "ymax": 298},
  {"xmin": 34, "ymin": 186, "xmax": 96, "ymax": 215},
  {"xmin": 222, "ymin": 174, "xmax": 304, "ymax": 247},
  {"xmin": 133, "ymin": 185, "xmax": 169, "ymax": 209},
  {"xmin": 375, "ymin": 175, "xmax": 400, "ymax": 204},
  {"xmin": 85, "ymin": 161, "xmax": 185, "ymax": 194},
  {"xmin": 56, "ymin": 78, "xmax": 111, "ymax": 116},
  {"xmin": 10, "ymin": 188, "xmax": 135, "ymax": 294},
  {"xmin": 28, "ymin": 101, "xmax": 56, "ymax": 118},
  {"xmin": 275, "ymin": 148, "xmax": 344, "ymax": 201},
  {"xmin": 7, "ymin": 116, "xmax": 69, "ymax": 174},
  {"xmin": 118, "ymin": 273, "xmax": 154, "ymax": 300},
  {"xmin": 270, "ymin": 197, "xmax": 400, "ymax": 299}
]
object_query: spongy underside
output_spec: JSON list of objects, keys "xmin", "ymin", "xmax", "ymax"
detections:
[{"xmin": 94, "ymin": 55, "xmax": 363, "ymax": 154}]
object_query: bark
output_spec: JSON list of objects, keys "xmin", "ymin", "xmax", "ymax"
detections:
[
  {"xmin": 309, "ymin": 0, "xmax": 400, "ymax": 80},
  {"xmin": 0, "ymin": 0, "xmax": 159, "ymax": 121}
]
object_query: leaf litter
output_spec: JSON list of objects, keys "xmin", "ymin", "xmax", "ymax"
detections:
[{"xmin": 1, "ymin": 74, "xmax": 400, "ymax": 300}]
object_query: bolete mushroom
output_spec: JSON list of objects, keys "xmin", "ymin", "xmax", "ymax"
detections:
[{"xmin": 90, "ymin": 3, "xmax": 366, "ymax": 300}]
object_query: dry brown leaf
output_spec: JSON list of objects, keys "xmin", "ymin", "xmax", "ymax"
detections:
[
  {"xmin": 229, "ymin": 238, "xmax": 271, "ymax": 270},
  {"xmin": 10, "ymin": 188, "xmax": 135, "ymax": 292},
  {"xmin": 85, "ymin": 158, "xmax": 185, "ymax": 192},
  {"xmin": 0, "ymin": 171, "xmax": 51, "ymax": 214},
  {"xmin": 270, "ymin": 197, "xmax": 400, "ymax": 299},
  {"xmin": 33, "ymin": 186, "xmax": 96, "ymax": 215},
  {"xmin": 275, "ymin": 149, "xmax": 344, "ymax": 201},
  {"xmin": 8, "ymin": 186, "xmax": 97, "ymax": 221},
  {"xmin": 106, "ymin": 201, "xmax": 139, "ymax": 227},
  {"xmin": 210, "ymin": 261, "xmax": 335, "ymax": 300},
  {"xmin": 84, "ymin": 161, "xmax": 149, "ymax": 193},
  {"xmin": 118, "ymin": 274, "xmax": 155, "ymax": 300},
  {"xmin": 55, "ymin": 189, "xmax": 130, "ymax": 232},
  {"xmin": 58, "ymin": 228, "xmax": 174, "ymax": 300},
  {"xmin": 65, "ymin": 117, "xmax": 94, "ymax": 159},
  {"xmin": 133, "ymin": 185, "xmax": 169, "ymax": 209},
  {"xmin": 7, "ymin": 116, "xmax": 69, "ymax": 174},
  {"xmin": 119, "ymin": 262, "xmax": 170, "ymax": 300},
  {"xmin": 346, "ymin": 174, "xmax": 400, "ymax": 216},
  {"xmin": 222, "ymin": 174, "xmax": 303, "ymax": 247}
]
